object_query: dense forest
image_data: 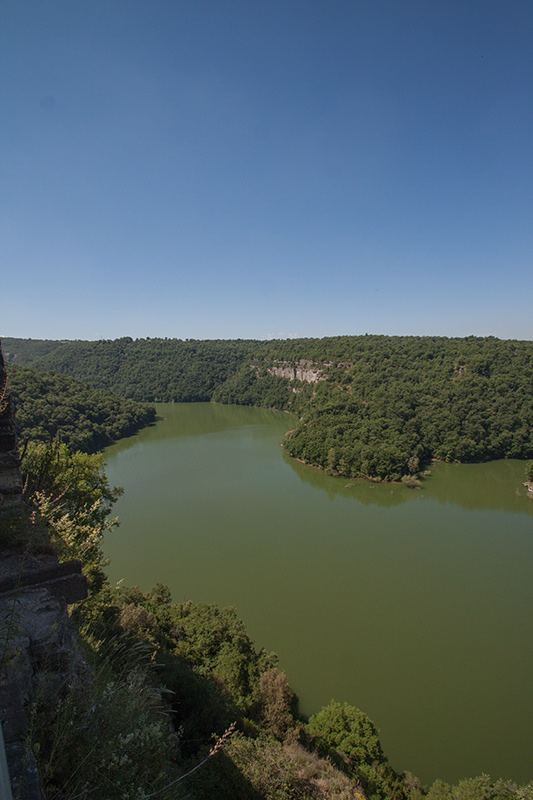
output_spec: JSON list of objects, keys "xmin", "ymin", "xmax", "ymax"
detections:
[
  {"xmin": 4, "ymin": 334, "xmax": 533, "ymax": 481},
  {"xmin": 6, "ymin": 364, "xmax": 156, "ymax": 452}
]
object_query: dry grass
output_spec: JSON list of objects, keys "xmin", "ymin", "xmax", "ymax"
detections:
[{"xmin": 225, "ymin": 733, "xmax": 368, "ymax": 800}]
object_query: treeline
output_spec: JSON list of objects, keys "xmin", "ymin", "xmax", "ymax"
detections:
[
  {"xmin": 4, "ymin": 334, "xmax": 533, "ymax": 481},
  {"xmin": 7, "ymin": 364, "xmax": 156, "ymax": 452},
  {"xmin": 3, "ymin": 336, "xmax": 254, "ymax": 402}
]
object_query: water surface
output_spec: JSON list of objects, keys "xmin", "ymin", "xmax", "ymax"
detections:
[{"xmin": 103, "ymin": 403, "xmax": 533, "ymax": 785}]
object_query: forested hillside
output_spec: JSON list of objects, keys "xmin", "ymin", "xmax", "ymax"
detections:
[
  {"xmin": 7, "ymin": 364, "xmax": 156, "ymax": 452},
  {"xmin": 3, "ymin": 337, "xmax": 254, "ymax": 401},
  {"xmin": 4, "ymin": 334, "xmax": 533, "ymax": 481}
]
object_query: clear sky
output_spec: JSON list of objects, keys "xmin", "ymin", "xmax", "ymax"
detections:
[{"xmin": 2, "ymin": 0, "xmax": 532, "ymax": 342}]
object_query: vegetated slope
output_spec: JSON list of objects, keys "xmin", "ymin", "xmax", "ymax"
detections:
[
  {"xmin": 4, "ymin": 334, "xmax": 533, "ymax": 480},
  {"xmin": 7, "ymin": 364, "xmax": 156, "ymax": 453},
  {"xmin": 3, "ymin": 336, "xmax": 256, "ymax": 402},
  {"xmin": 264, "ymin": 335, "xmax": 533, "ymax": 481}
]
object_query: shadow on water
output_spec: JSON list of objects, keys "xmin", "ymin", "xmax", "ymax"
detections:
[{"xmin": 283, "ymin": 454, "xmax": 411, "ymax": 508}]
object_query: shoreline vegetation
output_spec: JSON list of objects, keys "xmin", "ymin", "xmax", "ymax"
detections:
[
  {"xmin": 2, "ymin": 335, "xmax": 533, "ymax": 797},
  {"xmin": 4, "ymin": 333, "xmax": 533, "ymax": 484}
]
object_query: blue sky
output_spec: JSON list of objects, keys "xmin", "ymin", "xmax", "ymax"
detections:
[{"xmin": 2, "ymin": 0, "xmax": 532, "ymax": 341}]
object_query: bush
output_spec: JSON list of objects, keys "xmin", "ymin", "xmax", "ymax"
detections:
[
  {"xmin": 257, "ymin": 668, "xmax": 298, "ymax": 740},
  {"xmin": 308, "ymin": 702, "xmax": 384, "ymax": 768}
]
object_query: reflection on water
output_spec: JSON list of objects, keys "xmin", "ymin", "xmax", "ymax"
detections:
[
  {"xmin": 103, "ymin": 403, "xmax": 533, "ymax": 786},
  {"xmin": 121, "ymin": 402, "xmax": 294, "ymax": 443},
  {"xmin": 286, "ymin": 453, "xmax": 533, "ymax": 514}
]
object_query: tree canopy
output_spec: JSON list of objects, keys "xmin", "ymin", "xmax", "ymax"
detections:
[
  {"xmin": 4, "ymin": 334, "xmax": 533, "ymax": 481},
  {"xmin": 7, "ymin": 363, "xmax": 156, "ymax": 452}
]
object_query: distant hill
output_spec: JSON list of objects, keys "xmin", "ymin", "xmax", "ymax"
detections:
[{"xmin": 4, "ymin": 334, "xmax": 533, "ymax": 480}]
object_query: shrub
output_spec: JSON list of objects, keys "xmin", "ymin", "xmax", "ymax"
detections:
[{"xmin": 257, "ymin": 668, "xmax": 298, "ymax": 740}]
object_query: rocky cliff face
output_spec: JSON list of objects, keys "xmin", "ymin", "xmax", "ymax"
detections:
[
  {"xmin": 0, "ymin": 584, "xmax": 89, "ymax": 800},
  {"xmin": 267, "ymin": 360, "xmax": 326, "ymax": 384}
]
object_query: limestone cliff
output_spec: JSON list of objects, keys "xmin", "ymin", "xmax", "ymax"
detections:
[{"xmin": 267, "ymin": 359, "xmax": 326, "ymax": 384}]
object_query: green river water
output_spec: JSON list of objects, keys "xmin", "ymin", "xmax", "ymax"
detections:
[{"xmin": 103, "ymin": 403, "xmax": 533, "ymax": 786}]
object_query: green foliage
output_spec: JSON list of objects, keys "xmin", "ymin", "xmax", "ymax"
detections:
[
  {"xmin": 5, "ymin": 336, "xmax": 254, "ymax": 402},
  {"xmin": 21, "ymin": 438, "xmax": 123, "ymax": 590},
  {"xmin": 13, "ymin": 437, "xmax": 182, "ymax": 798},
  {"xmin": 73, "ymin": 584, "xmax": 280, "ymax": 763},
  {"xmin": 8, "ymin": 364, "xmax": 156, "ymax": 452},
  {"xmin": 211, "ymin": 367, "xmax": 307, "ymax": 412},
  {"xmin": 22, "ymin": 438, "xmax": 122, "ymax": 522},
  {"xmin": 307, "ymin": 701, "xmax": 409, "ymax": 800},
  {"xmin": 525, "ymin": 461, "xmax": 533, "ymax": 482},
  {"xmin": 257, "ymin": 668, "xmax": 297, "ymax": 741},
  {"xmin": 5, "ymin": 333, "xmax": 533, "ymax": 481},
  {"xmin": 307, "ymin": 701, "xmax": 385, "ymax": 768},
  {"xmin": 168, "ymin": 601, "xmax": 277, "ymax": 713},
  {"xmin": 425, "ymin": 774, "xmax": 533, "ymax": 800},
  {"xmin": 29, "ymin": 638, "xmax": 181, "ymax": 800},
  {"xmin": 401, "ymin": 474, "xmax": 421, "ymax": 489}
]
